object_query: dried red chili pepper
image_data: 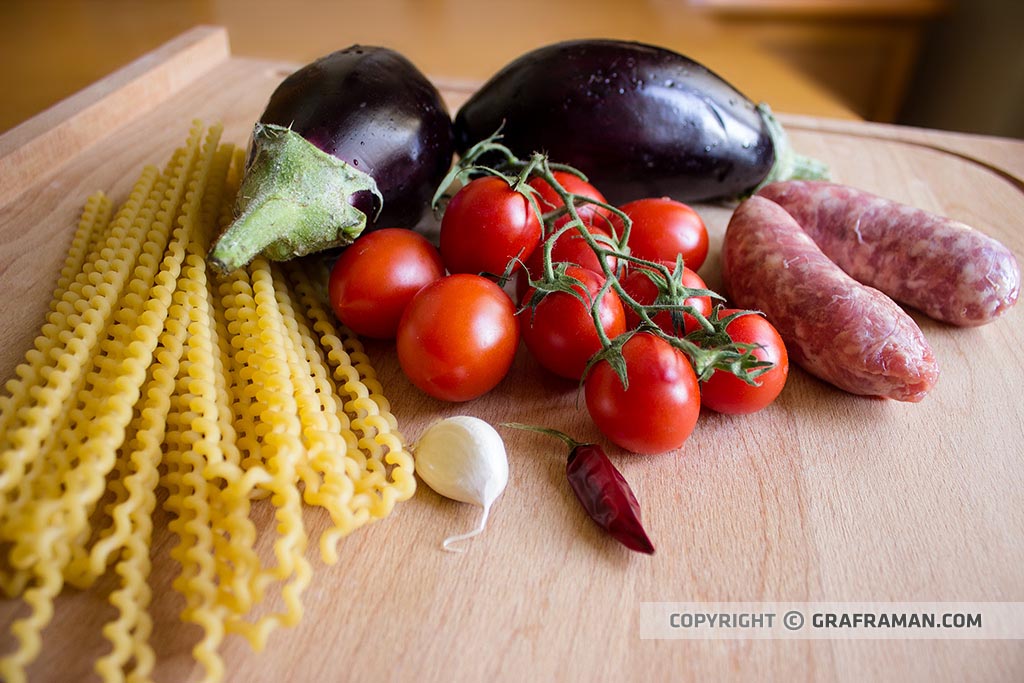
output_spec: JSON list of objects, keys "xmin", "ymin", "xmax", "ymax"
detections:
[{"xmin": 502, "ymin": 423, "xmax": 655, "ymax": 554}]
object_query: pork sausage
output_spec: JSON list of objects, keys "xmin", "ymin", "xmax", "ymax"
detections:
[
  {"xmin": 757, "ymin": 180, "xmax": 1020, "ymax": 326},
  {"xmin": 722, "ymin": 196, "xmax": 940, "ymax": 402}
]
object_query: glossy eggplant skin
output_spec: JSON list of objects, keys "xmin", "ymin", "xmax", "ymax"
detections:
[
  {"xmin": 454, "ymin": 40, "xmax": 775, "ymax": 203},
  {"xmin": 260, "ymin": 45, "xmax": 454, "ymax": 228}
]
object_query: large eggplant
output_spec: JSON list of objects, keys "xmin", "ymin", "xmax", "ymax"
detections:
[
  {"xmin": 209, "ymin": 45, "xmax": 454, "ymax": 273},
  {"xmin": 454, "ymin": 39, "xmax": 825, "ymax": 204}
]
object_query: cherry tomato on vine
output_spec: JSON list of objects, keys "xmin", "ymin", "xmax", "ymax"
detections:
[
  {"xmin": 328, "ymin": 228, "xmax": 445, "ymax": 339},
  {"xmin": 515, "ymin": 222, "xmax": 620, "ymax": 302},
  {"xmin": 440, "ymin": 176, "xmax": 542, "ymax": 275},
  {"xmin": 612, "ymin": 197, "xmax": 709, "ymax": 271},
  {"xmin": 620, "ymin": 260, "xmax": 712, "ymax": 336},
  {"xmin": 699, "ymin": 309, "xmax": 789, "ymax": 415},
  {"xmin": 397, "ymin": 274, "xmax": 519, "ymax": 402},
  {"xmin": 585, "ymin": 333, "xmax": 700, "ymax": 454},
  {"xmin": 528, "ymin": 171, "xmax": 612, "ymax": 229},
  {"xmin": 520, "ymin": 266, "xmax": 626, "ymax": 381}
]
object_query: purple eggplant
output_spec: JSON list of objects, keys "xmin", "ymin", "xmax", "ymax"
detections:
[
  {"xmin": 454, "ymin": 39, "xmax": 826, "ymax": 204},
  {"xmin": 208, "ymin": 45, "xmax": 454, "ymax": 273}
]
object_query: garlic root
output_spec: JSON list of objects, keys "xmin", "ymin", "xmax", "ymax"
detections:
[{"xmin": 413, "ymin": 416, "xmax": 508, "ymax": 552}]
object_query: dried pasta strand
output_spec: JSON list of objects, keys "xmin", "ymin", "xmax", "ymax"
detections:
[
  {"xmin": 1, "ymin": 120, "xmax": 420, "ymax": 683},
  {"xmin": 0, "ymin": 179, "xmax": 148, "ymax": 508},
  {"xmin": 270, "ymin": 263, "xmax": 359, "ymax": 564},
  {"xmin": 0, "ymin": 122, "xmax": 218, "ymax": 682},
  {"xmin": 52, "ymin": 130, "xmax": 200, "ymax": 588},
  {"xmin": 96, "ymin": 141, "xmax": 237, "ymax": 683},
  {"xmin": 170, "ymin": 143, "xmax": 242, "ymax": 682},
  {"xmin": 89, "ymin": 140, "xmax": 232, "ymax": 572},
  {"xmin": 1, "ymin": 169, "xmax": 172, "ymax": 599},
  {"xmin": 0, "ymin": 193, "xmax": 116, "ymax": 596},
  {"xmin": 201, "ymin": 150, "xmax": 266, "ymax": 626},
  {"xmin": 207, "ymin": 149, "xmax": 266, "ymax": 619},
  {"xmin": 0, "ymin": 545, "xmax": 68, "ymax": 683},
  {"xmin": 211, "ymin": 267, "xmax": 272, "ymax": 615},
  {"xmin": 63, "ymin": 167, "xmax": 177, "ymax": 588},
  {"xmin": 0, "ymin": 160, "xmax": 163, "ymax": 498},
  {"xmin": 1, "ymin": 142, "xmax": 189, "ymax": 575},
  {"xmin": 68, "ymin": 123, "xmax": 218, "ymax": 574},
  {"xmin": 97, "ymin": 313, "xmax": 187, "ymax": 683},
  {"xmin": 286, "ymin": 263, "xmax": 416, "ymax": 515},
  {"xmin": 223, "ymin": 258, "xmax": 312, "ymax": 652}
]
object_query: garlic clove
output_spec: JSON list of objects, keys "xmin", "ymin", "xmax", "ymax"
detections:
[{"xmin": 414, "ymin": 416, "xmax": 509, "ymax": 552}]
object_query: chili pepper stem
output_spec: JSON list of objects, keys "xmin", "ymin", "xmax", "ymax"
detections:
[
  {"xmin": 500, "ymin": 423, "xmax": 581, "ymax": 451},
  {"xmin": 503, "ymin": 422, "xmax": 657, "ymax": 556}
]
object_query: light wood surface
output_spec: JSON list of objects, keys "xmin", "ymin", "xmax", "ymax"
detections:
[{"xmin": 1, "ymin": 27, "xmax": 1023, "ymax": 683}]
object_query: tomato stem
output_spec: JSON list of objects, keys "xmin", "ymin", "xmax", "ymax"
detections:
[{"xmin": 433, "ymin": 132, "xmax": 774, "ymax": 387}]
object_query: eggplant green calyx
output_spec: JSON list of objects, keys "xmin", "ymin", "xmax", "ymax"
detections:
[
  {"xmin": 754, "ymin": 104, "xmax": 830, "ymax": 193},
  {"xmin": 207, "ymin": 122, "xmax": 383, "ymax": 274}
]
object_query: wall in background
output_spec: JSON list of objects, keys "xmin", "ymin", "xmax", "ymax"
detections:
[
  {"xmin": 2, "ymin": 0, "xmax": 1020, "ymax": 137},
  {"xmin": 898, "ymin": 0, "xmax": 1024, "ymax": 138},
  {"xmin": 686, "ymin": 0, "xmax": 948, "ymax": 123}
]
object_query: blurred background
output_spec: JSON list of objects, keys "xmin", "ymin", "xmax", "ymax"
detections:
[{"xmin": 0, "ymin": 0, "xmax": 1021, "ymax": 137}]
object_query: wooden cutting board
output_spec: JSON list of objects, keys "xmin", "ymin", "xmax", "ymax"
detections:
[{"xmin": 1, "ymin": 26, "xmax": 1022, "ymax": 683}]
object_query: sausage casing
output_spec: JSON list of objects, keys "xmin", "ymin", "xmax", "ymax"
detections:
[
  {"xmin": 722, "ymin": 196, "xmax": 940, "ymax": 402},
  {"xmin": 757, "ymin": 180, "xmax": 1020, "ymax": 326}
]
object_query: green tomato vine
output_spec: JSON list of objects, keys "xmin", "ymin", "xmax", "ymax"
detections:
[{"xmin": 432, "ymin": 131, "xmax": 773, "ymax": 389}]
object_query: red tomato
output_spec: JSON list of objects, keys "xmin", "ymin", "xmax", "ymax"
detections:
[
  {"xmin": 520, "ymin": 266, "xmax": 626, "ymax": 380},
  {"xmin": 700, "ymin": 309, "xmax": 789, "ymax": 415},
  {"xmin": 613, "ymin": 197, "xmax": 709, "ymax": 271},
  {"xmin": 528, "ymin": 171, "xmax": 612, "ymax": 229},
  {"xmin": 515, "ymin": 223, "xmax": 619, "ymax": 302},
  {"xmin": 397, "ymin": 274, "xmax": 519, "ymax": 402},
  {"xmin": 585, "ymin": 333, "xmax": 700, "ymax": 454},
  {"xmin": 620, "ymin": 261, "xmax": 712, "ymax": 335},
  {"xmin": 440, "ymin": 176, "xmax": 542, "ymax": 275},
  {"xmin": 328, "ymin": 228, "xmax": 445, "ymax": 339}
]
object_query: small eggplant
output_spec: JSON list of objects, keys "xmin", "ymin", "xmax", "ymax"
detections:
[
  {"xmin": 209, "ymin": 46, "xmax": 454, "ymax": 273},
  {"xmin": 454, "ymin": 39, "xmax": 826, "ymax": 204}
]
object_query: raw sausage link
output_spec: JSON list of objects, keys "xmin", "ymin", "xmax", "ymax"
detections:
[
  {"xmin": 722, "ymin": 196, "xmax": 939, "ymax": 402},
  {"xmin": 757, "ymin": 180, "xmax": 1020, "ymax": 326}
]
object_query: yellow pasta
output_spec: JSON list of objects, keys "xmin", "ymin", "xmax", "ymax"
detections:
[
  {"xmin": 0, "ymin": 120, "xmax": 417, "ymax": 683},
  {"xmin": 271, "ymin": 263, "xmax": 357, "ymax": 564},
  {"xmin": 286, "ymin": 263, "xmax": 416, "ymax": 515},
  {"xmin": 1, "ymin": 122, "xmax": 215, "ymax": 683},
  {"xmin": 0, "ymin": 181, "xmax": 144, "ymax": 506},
  {"xmin": 97, "ymin": 140, "xmax": 238, "ymax": 683},
  {"xmin": 1, "ymin": 169, "xmax": 173, "ymax": 607},
  {"xmin": 222, "ymin": 258, "xmax": 312, "ymax": 653}
]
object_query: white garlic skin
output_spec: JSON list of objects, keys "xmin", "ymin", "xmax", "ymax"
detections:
[{"xmin": 415, "ymin": 416, "xmax": 508, "ymax": 509}]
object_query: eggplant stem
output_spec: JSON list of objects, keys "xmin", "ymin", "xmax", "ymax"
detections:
[
  {"xmin": 207, "ymin": 123, "xmax": 381, "ymax": 274},
  {"xmin": 755, "ymin": 103, "xmax": 830, "ymax": 191}
]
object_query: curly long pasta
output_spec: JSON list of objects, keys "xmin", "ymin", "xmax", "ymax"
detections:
[
  {"xmin": 0, "ymin": 124, "xmax": 212, "ymax": 683},
  {"xmin": 0, "ymin": 180, "xmax": 146, "ymax": 507},
  {"xmin": 286, "ymin": 264, "xmax": 416, "ymax": 515},
  {"xmin": 271, "ymin": 263, "xmax": 358, "ymax": 564},
  {"xmin": 222, "ymin": 258, "xmax": 312, "ymax": 653},
  {"xmin": 97, "ymin": 140, "xmax": 237, "ymax": 683},
  {"xmin": 1, "ymin": 120, "xmax": 418, "ymax": 683}
]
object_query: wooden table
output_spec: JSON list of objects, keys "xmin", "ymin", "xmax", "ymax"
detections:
[{"xmin": 1, "ymin": 26, "xmax": 1022, "ymax": 683}]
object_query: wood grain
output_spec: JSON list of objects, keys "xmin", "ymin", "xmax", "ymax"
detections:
[
  {"xmin": 0, "ymin": 26, "xmax": 230, "ymax": 208},
  {"xmin": 0, "ymin": 27, "xmax": 1022, "ymax": 683}
]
